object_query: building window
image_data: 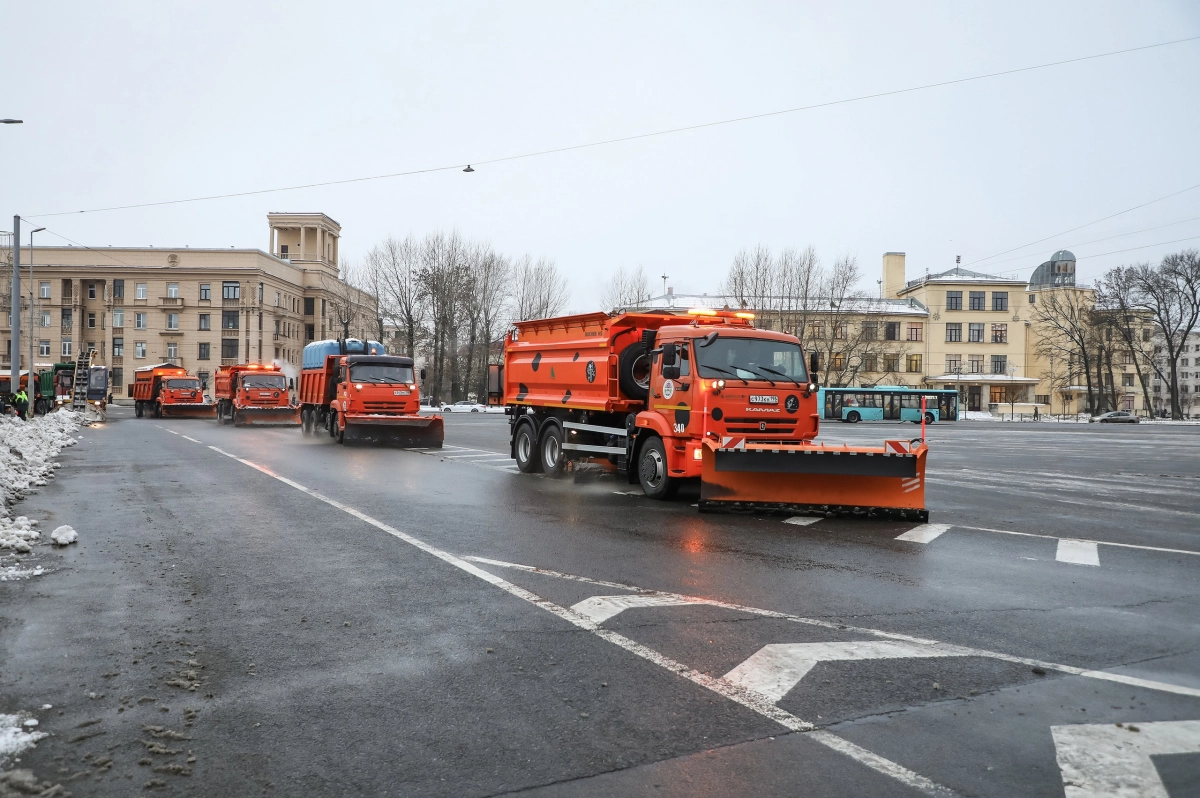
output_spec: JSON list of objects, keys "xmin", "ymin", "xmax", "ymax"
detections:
[
  {"xmin": 883, "ymin": 353, "xmax": 901, "ymax": 372},
  {"xmin": 258, "ymin": 283, "xmax": 264, "ymax": 302},
  {"xmin": 832, "ymin": 323, "xmax": 846, "ymax": 340},
  {"xmin": 112, "ymin": 308, "xmax": 125, "ymax": 328},
  {"xmin": 861, "ymin": 322, "xmax": 877, "ymax": 340},
  {"xmin": 258, "ymin": 312, "xmax": 263, "ymax": 331},
  {"xmin": 167, "ymin": 313, "xmax": 179, "ymax": 330},
  {"xmin": 885, "ymin": 322, "xmax": 900, "ymax": 341},
  {"xmin": 136, "ymin": 283, "xmax": 148, "ymax": 300},
  {"xmin": 1035, "ymin": 394, "xmax": 1050, "ymax": 405},
  {"xmin": 88, "ymin": 284, "xmax": 97, "ymax": 299},
  {"xmin": 87, "ymin": 312, "xmax": 96, "ymax": 329},
  {"xmin": 946, "ymin": 291, "xmax": 962, "ymax": 311},
  {"xmin": 990, "ymin": 386, "xmax": 1008, "ymax": 404},
  {"xmin": 196, "ymin": 371, "xmax": 209, "ymax": 390},
  {"xmin": 198, "ymin": 342, "xmax": 211, "ymax": 360},
  {"xmin": 62, "ymin": 339, "xmax": 72, "ymax": 357},
  {"xmin": 991, "ymin": 324, "xmax": 1008, "ymax": 343},
  {"xmin": 945, "ymin": 356, "xmax": 961, "ymax": 373},
  {"xmin": 62, "ymin": 308, "xmax": 72, "ymax": 327},
  {"xmin": 831, "ymin": 352, "xmax": 846, "ymax": 370},
  {"xmin": 807, "ymin": 322, "xmax": 824, "ymax": 339},
  {"xmin": 221, "ymin": 339, "xmax": 239, "ymax": 359},
  {"xmin": 1122, "ymin": 373, "xmax": 1135, "ymax": 387},
  {"xmin": 40, "ymin": 311, "xmax": 51, "ymax": 327},
  {"xmin": 305, "ymin": 324, "xmax": 315, "ymax": 341},
  {"xmin": 166, "ymin": 342, "xmax": 178, "ymax": 359},
  {"xmin": 304, "ymin": 297, "xmax": 315, "ymax": 316},
  {"xmin": 906, "ymin": 354, "xmax": 922, "ymax": 372},
  {"xmin": 135, "ymin": 342, "xmax": 146, "ymax": 358},
  {"xmin": 1142, "ymin": 328, "xmax": 1152, "ymax": 342},
  {"xmin": 946, "ymin": 323, "xmax": 962, "ymax": 342},
  {"xmin": 968, "ymin": 323, "xmax": 984, "ymax": 343},
  {"xmin": 222, "ymin": 281, "xmax": 240, "ymax": 300},
  {"xmin": 39, "ymin": 281, "xmax": 50, "ymax": 299},
  {"xmin": 135, "ymin": 312, "xmax": 147, "ymax": 329},
  {"xmin": 968, "ymin": 355, "xmax": 983, "ymax": 374},
  {"xmin": 112, "ymin": 279, "xmax": 124, "ymax": 299},
  {"xmin": 112, "ymin": 368, "xmax": 123, "ymax": 392},
  {"xmin": 992, "ymin": 292, "xmax": 1008, "ymax": 311},
  {"xmin": 1029, "ymin": 293, "xmax": 1036, "ymax": 304},
  {"xmin": 862, "ymin": 354, "xmax": 878, "ymax": 372},
  {"xmin": 907, "ymin": 323, "xmax": 923, "ymax": 342},
  {"xmin": 167, "ymin": 283, "xmax": 179, "ymax": 298},
  {"xmin": 38, "ymin": 340, "xmax": 50, "ymax": 357},
  {"xmin": 222, "ymin": 311, "xmax": 239, "ymax": 330},
  {"xmin": 199, "ymin": 283, "xmax": 211, "ymax": 301},
  {"xmin": 275, "ymin": 291, "xmax": 281, "ymax": 307},
  {"xmin": 112, "ymin": 337, "xmax": 123, "ymax": 356},
  {"xmin": 199, "ymin": 313, "xmax": 210, "ymax": 330},
  {"xmin": 991, "ymin": 355, "xmax": 1008, "ymax": 374},
  {"xmin": 321, "ymin": 299, "xmax": 326, "ymax": 316},
  {"xmin": 969, "ymin": 291, "xmax": 985, "ymax": 311}
]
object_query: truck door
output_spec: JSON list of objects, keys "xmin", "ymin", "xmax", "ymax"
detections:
[{"xmin": 655, "ymin": 340, "xmax": 694, "ymax": 437}]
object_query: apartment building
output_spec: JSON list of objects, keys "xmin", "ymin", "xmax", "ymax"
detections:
[{"xmin": 0, "ymin": 213, "xmax": 375, "ymax": 396}]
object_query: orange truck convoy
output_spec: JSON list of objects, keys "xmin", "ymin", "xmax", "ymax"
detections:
[
  {"xmin": 132, "ymin": 364, "xmax": 216, "ymax": 419},
  {"xmin": 489, "ymin": 309, "xmax": 929, "ymax": 519},
  {"xmin": 299, "ymin": 339, "xmax": 444, "ymax": 447},
  {"xmin": 213, "ymin": 363, "xmax": 300, "ymax": 426}
]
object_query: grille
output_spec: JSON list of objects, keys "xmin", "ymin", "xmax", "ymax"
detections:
[
  {"xmin": 723, "ymin": 417, "xmax": 798, "ymax": 434},
  {"xmin": 362, "ymin": 401, "xmax": 409, "ymax": 412}
]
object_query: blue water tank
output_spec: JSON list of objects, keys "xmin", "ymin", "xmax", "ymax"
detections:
[{"xmin": 302, "ymin": 339, "xmax": 387, "ymax": 370}]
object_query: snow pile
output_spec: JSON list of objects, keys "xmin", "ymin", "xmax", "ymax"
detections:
[
  {"xmin": 0, "ymin": 712, "xmax": 47, "ymax": 766},
  {"xmin": 49, "ymin": 525, "xmax": 77, "ymax": 546},
  {"xmin": 959, "ymin": 411, "xmax": 1000, "ymax": 421},
  {"xmin": 0, "ymin": 564, "xmax": 45, "ymax": 581},
  {"xmin": 0, "ymin": 411, "xmax": 82, "ymax": 553}
]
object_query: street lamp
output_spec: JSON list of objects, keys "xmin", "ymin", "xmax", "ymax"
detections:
[
  {"xmin": 0, "ymin": 119, "xmax": 22, "ymax": 124},
  {"xmin": 27, "ymin": 227, "xmax": 44, "ymax": 418},
  {"xmin": 952, "ymin": 364, "xmax": 963, "ymax": 420}
]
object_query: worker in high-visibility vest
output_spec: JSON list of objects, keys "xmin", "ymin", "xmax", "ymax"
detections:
[{"xmin": 13, "ymin": 388, "xmax": 29, "ymax": 421}]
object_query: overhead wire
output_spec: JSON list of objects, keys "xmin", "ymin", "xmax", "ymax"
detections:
[{"xmin": 27, "ymin": 34, "xmax": 1200, "ymax": 219}]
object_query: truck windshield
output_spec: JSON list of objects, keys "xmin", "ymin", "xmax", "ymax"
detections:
[
  {"xmin": 165, "ymin": 379, "xmax": 200, "ymax": 389},
  {"xmin": 350, "ymin": 364, "xmax": 414, "ymax": 384},
  {"xmin": 243, "ymin": 374, "xmax": 286, "ymax": 389},
  {"xmin": 88, "ymin": 370, "xmax": 108, "ymax": 391},
  {"xmin": 695, "ymin": 337, "xmax": 808, "ymax": 382}
]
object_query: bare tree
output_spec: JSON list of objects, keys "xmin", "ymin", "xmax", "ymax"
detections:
[
  {"xmin": 418, "ymin": 231, "xmax": 471, "ymax": 403},
  {"xmin": 775, "ymin": 246, "xmax": 821, "ymax": 336},
  {"xmin": 1131, "ymin": 250, "xmax": 1200, "ymax": 419},
  {"xmin": 322, "ymin": 258, "xmax": 373, "ymax": 342},
  {"xmin": 721, "ymin": 245, "xmax": 776, "ymax": 311},
  {"xmin": 1031, "ymin": 287, "xmax": 1100, "ymax": 414},
  {"xmin": 511, "ymin": 255, "xmax": 569, "ymax": 321},
  {"xmin": 367, "ymin": 235, "xmax": 425, "ymax": 358},
  {"xmin": 599, "ymin": 265, "xmax": 651, "ymax": 311},
  {"xmin": 467, "ymin": 249, "xmax": 510, "ymax": 399},
  {"xmin": 1097, "ymin": 266, "xmax": 1156, "ymax": 416}
]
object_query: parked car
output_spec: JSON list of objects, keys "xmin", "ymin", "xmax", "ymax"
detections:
[
  {"xmin": 442, "ymin": 401, "xmax": 485, "ymax": 413},
  {"xmin": 1090, "ymin": 410, "xmax": 1139, "ymax": 424}
]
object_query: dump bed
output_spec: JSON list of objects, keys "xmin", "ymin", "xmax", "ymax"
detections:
[{"xmin": 132, "ymin": 365, "xmax": 189, "ymax": 401}]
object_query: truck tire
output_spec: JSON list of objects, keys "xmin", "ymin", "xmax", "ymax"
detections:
[
  {"xmin": 328, "ymin": 411, "xmax": 337, "ymax": 438},
  {"xmin": 300, "ymin": 408, "xmax": 311, "ymax": 435},
  {"xmin": 618, "ymin": 343, "xmax": 651, "ymax": 401},
  {"xmin": 540, "ymin": 423, "xmax": 565, "ymax": 476},
  {"xmin": 153, "ymin": 403, "xmax": 162, "ymax": 419},
  {"xmin": 638, "ymin": 436, "xmax": 678, "ymax": 500},
  {"xmin": 514, "ymin": 421, "xmax": 542, "ymax": 473},
  {"xmin": 336, "ymin": 416, "xmax": 346, "ymax": 444},
  {"xmin": 135, "ymin": 401, "xmax": 144, "ymax": 418}
]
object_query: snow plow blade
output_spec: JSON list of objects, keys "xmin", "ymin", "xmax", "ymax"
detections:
[
  {"xmin": 344, "ymin": 414, "xmax": 444, "ymax": 447},
  {"xmin": 234, "ymin": 406, "xmax": 301, "ymax": 426},
  {"xmin": 159, "ymin": 403, "xmax": 217, "ymax": 419},
  {"xmin": 698, "ymin": 438, "xmax": 928, "ymax": 521}
]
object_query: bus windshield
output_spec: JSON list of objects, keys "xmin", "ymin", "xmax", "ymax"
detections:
[
  {"xmin": 243, "ymin": 374, "xmax": 286, "ymax": 390},
  {"xmin": 350, "ymin": 364, "xmax": 414, "ymax": 384},
  {"xmin": 695, "ymin": 337, "xmax": 807, "ymax": 382},
  {"xmin": 165, "ymin": 379, "xmax": 200, "ymax": 390}
]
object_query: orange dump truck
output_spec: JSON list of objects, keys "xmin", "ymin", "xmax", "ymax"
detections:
[
  {"xmin": 489, "ymin": 310, "xmax": 929, "ymax": 519},
  {"xmin": 299, "ymin": 339, "xmax": 443, "ymax": 446},
  {"xmin": 213, "ymin": 363, "xmax": 300, "ymax": 426},
  {"xmin": 132, "ymin": 364, "xmax": 215, "ymax": 419}
]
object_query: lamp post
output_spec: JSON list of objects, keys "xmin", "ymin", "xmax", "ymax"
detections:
[
  {"xmin": 952, "ymin": 364, "xmax": 963, "ymax": 420},
  {"xmin": 1007, "ymin": 363, "xmax": 1018, "ymax": 421},
  {"xmin": 0, "ymin": 119, "xmax": 23, "ymax": 125},
  {"xmin": 27, "ymin": 227, "xmax": 44, "ymax": 418},
  {"xmin": 10, "ymin": 215, "xmax": 19, "ymax": 399}
]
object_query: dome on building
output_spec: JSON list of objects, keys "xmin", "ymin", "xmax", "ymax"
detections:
[
  {"xmin": 1050, "ymin": 249, "xmax": 1076, "ymax": 263},
  {"xmin": 1030, "ymin": 249, "xmax": 1077, "ymax": 288}
]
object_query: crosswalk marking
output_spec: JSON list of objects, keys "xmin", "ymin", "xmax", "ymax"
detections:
[
  {"xmin": 1055, "ymin": 539, "xmax": 1100, "ymax": 566},
  {"xmin": 723, "ymin": 641, "xmax": 971, "ymax": 702},
  {"xmin": 896, "ymin": 523, "xmax": 950, "ymax": 543},
  {"xmin": 570, "ymin": 594, "xmax": 698, "ymax": 623},
  {"xmin": 1053, "ymin": 720, "xmax": 1200, "ymax": 798}
]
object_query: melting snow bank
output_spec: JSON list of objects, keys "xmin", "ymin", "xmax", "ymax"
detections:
[
  {"xmin": 0, "ymin": 712, "xmax": 47, "ymax": 766},
  {"xmin": 0, "ymin": 412, "xmax": 83, "ymax": 556}
]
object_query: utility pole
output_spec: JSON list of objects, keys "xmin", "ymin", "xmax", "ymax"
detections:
[
  {"xmin": 10, "ymin": 215, "xmax": 20, "ymax": 397},
  {"xmin": 28, "ymin": 226, "xmax": 43, "ymax": 418},
  {"xmin": 660, "ymin": 273, "xmax": 669, "ymax": 298}
]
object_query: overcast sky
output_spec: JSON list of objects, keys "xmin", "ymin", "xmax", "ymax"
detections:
[{"xmin": 4, "ymin": 2, "xmax": 1199, "ymax": 309}]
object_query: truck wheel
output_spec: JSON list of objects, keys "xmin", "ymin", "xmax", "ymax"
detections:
[
  {"xmin": 618, "ymin": 343, "xmax": 651, "ymax": 401},
  {"xmin": 328, "ymin": 411, "xmax": 337, "ymax": 437},
  {"xmin": 846, "ymin": 411, "xmax": 860, "ymax": 423},
  {"xmin": 638, "ymin": 436, "xmax": 678, "ymax": 500},
  {"xmin": 300, "ymin": 408, "xmax": 310, "ymax": 435},
  {"xmin": 540, "ymin": 424, "xmax": 565, "ymax": 476},
  {"xmin": 135, "ymin": 401, "xmax": 144, "ymax": 418},
  {"xmin": 336, "ymin": 417, "xmax": 346, "ymax": 444},
  {"xmin": 514, "ymin": 421, "xmax": 542, "ymax": 473},
  {"xmin": 217, "ymin": 402, "xmax": 225, "ymax": 424},
  {"xmin": 153, "ymin": 403, "xmax": 162, "ymax": 419}
]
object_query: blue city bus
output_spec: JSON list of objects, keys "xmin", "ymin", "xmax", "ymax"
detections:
[{"xmin": 818, "ymin": 386, "xmax": 958, "ymax": 423}]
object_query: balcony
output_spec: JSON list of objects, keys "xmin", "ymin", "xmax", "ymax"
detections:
[
  {"xmin": 221, "ymin": 357, "xmax": 239, "ymax": 366},
  {"xmin": 160, "ymin": 329, "xmax": 184, "ymax": 336},
  {"xmin": 159, "ymin": 297, "xmax": 184, "ymax": 307},
  {"xmin": 111, "ymin": 356, "xmax": 123, "ymax": 366},
  {"xmin": 221, "ymin": 328, "xmax": 240, "ymax": 338},
  {"xmin": 222, "ymin": 297, "xmax": 242, "ymax": 307}
]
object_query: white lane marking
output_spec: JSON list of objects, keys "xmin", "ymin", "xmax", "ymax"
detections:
[
  {"xmin": 181, "ymin": 436, "xmax": 201, "ymax": 443},
  {"xmin": 473, "ymin": 558, "xmax": 1200, "ymax": 699},
  {"xmin": 1056, "ymin": 539, "xmax": 1100, "ymax": 567},
  {"xmin": 724, "ymin": 641, "xmax": 972, "ymax": 702},
  {"xmin": 957, "ymin": 525, "xmax": 1200, "ymax": 558},
  {"xmin": 202, "ymin": 447, "xmax": 955, "ymax": 796},
  {"xmin": 571, "ymin": 594, "xmax": 699, "ymax": 623},
  {"xmin": 444, "ymin": 452, "xmax": 510, "ymax": 459},
  {"xmin": 1052, "ymin": 720, "xmax": 1200, "ymax": 798},
  {"xmin": 166, "ymin": 429, "xmax": 180, "ymax": 435},
  {"xmin": 896, "ymin": 524, "xmax": 950, "ymax": 543},
  {"xmin": 783, "ymin": 516, "xmax": 822, "ymax": 526},
  {"xmin": 464, "ymin": 557, "xmax": 639, "ymax": 592}
]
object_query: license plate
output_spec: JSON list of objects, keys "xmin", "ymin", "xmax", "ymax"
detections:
[
  {"xmin": 394, "ymin": 390, "xmax": 410, "ymax": 396},
  {"xmin": 749, "ymin": 395, "xmax": 778, "ymax": 404}
]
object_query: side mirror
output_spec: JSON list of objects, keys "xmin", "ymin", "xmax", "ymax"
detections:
[
  {"xmin": 809, "ymin": 352, "xmax": 820, "ymax": 377},
  {"xmin": 420, "ymin": 368, "xmax": 427, "ymax": 381},
  {"xmin": 662, "ymin": 365, "xmax": 681, "ymax": 380},
  {"xmin": 288, "ymin": 378, "xmax": 295, "ymax": 390},
  {"xmin": 661, "ymin": 342, "xmax": 677, "ymax": 367}
]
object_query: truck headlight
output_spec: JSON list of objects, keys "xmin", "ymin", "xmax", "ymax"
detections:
[{"xmin": 356, "ymin": 384, "xmax": 363, "ymax": 390}]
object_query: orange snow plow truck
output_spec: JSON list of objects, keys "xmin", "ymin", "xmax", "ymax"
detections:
[
  {"xmin": 490, "ymin": 310, "xmax": 929, "ymax": 520},
  {"xmin": 213, "ymin": 363, "xmax": 300, "ymax": 426},
  {"xmin": 298, "ymin": 338, "xmax": 443, "ymax": 447},
  {"xmin": 132, "ymin": 364, "xmax": 216, "ymax": 419}
]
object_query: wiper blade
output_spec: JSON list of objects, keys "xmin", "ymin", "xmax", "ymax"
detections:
[
  {"xmin": 736, "ymin": 365, "xmax": 776, "ymax": 386},
  {"xmin": 703, "ymin": 364, "xmax": 748, "ymax": 385},
  {"xmin": 759, "ymin": 365, "xmax": 801, "ymax": 387}
]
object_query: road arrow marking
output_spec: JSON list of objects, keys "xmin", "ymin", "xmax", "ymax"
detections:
[
  {"xmin": 1052, "ymin": 719, "xmax": 1200, "ymax": 797},
  {"xmin": 571, "ymin": 594, "xmax": 698, "ymax": 623},
  {"xmin": 897, "ymin": 524, "xmax": 950, "ymax": 543},
  {"xmin": 724, "ymin": 641, "xmax": 972, "ymax": 702},
  {"xmin": 1056, "ymin": 539, "xmax": 1100, "ymax": 566}
]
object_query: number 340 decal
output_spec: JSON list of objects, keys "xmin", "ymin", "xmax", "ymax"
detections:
[{"xmin": 673, "ymin": 422, "xmax": 686, "ymax": 433}]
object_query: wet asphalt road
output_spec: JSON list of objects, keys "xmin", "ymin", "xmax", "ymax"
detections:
[{"xmin": 2, "ymin": 408, "xmax": 1199, "ymax": 797}]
